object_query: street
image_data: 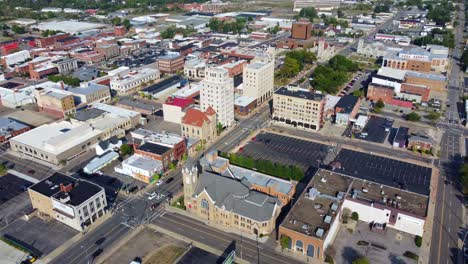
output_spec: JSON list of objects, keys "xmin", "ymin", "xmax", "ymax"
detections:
[{"xmin": 429, "ymin": 2, "xmax": 466, "ymax": 264}]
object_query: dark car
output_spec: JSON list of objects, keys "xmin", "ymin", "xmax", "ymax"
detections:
[
  {"xmin": 92, "ymin": 249, "xmax": 103, "ymax": 258},
  {"xmin": 165, "ymin": 177, "xmax": 174, "ymax": 184},
  {"xmin": 27, "ymin": 170, "xmax": 35, "ymax": 175},
  {"xmin": 95, "ymin": 237, "xmax": 105, "ymax": 245}
]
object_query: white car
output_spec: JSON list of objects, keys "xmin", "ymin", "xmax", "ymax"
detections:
[
  {"xmin": 156, "ymin": 180, "xmax": 163, "ymax": 186},
  {"xmin": 147, "ymin": 192, "xmax": 157, "ymax": 200}
]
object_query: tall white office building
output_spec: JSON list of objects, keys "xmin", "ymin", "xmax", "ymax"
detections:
[
  {"xmin": 200, "ymin": 66, "xmax": 234, "ymax": 127},
  {"xmin": 243, "ymin": 56, "xmax": 275, "ymax": 104}
]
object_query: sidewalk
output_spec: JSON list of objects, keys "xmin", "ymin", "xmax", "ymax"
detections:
[{"xmin": 418, "ymin": 168, "xmax": 439, "ymax": 264}]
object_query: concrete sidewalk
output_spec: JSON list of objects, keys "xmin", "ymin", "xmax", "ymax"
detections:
[{"xmin": 418, "ymin": 168, "xmax": 439, "ymax": 264}]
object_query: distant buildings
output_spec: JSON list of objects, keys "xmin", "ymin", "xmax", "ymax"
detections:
[
  {"xmin": 273, "ymin": 86, "xmax": 325, "ymax": 131},
  {"xmin": 0, "ymin": 117, "xmax": 30, "ymax": 143},
  {"xmin": 293, "ymin": 0, "xmax": 341, "ymax": 12},
  {"xmin": 291, "ymin": 19, "xmax": 312, "ymax": 40},
  {"xmin": 158, "ymin": 54, "xmax": 185, "ymax": 74},
  {"xmin": 28, "ymin": 173, "xmax": 107, "ymax": 231},
  {"xmin": 110, "ymin": 67, "xmax": 160, "ymax": 95},
  {"xmin": 200, "ymin": 66, "xmax": 234, "ymax": 127}
]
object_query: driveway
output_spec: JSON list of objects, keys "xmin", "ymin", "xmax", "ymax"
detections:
[{"xmin": 332, "ymin": 222, "xmax": 420, "ymax": 264}]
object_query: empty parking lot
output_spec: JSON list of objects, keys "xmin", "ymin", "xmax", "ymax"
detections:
[
  {"xmin": 0, "ymin": 174, "xmax": 33, "ymax": 206},
  {"xmin": 333, "ymin": 149, "xmax": 432, "ymax": 195},
  {"xmin": 240, "ymin": 132, "xmax": 330, "ymax": 169}
]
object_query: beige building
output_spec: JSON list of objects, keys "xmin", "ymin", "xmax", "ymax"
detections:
[
  {"xmin": 273, "ymin": 86, "xmax": 325, "ymax": 131},
  {"xmin": 183, "ymin": 164, "xmax": 282, "ymax": 236},
  {"xmin": 110, "ymin": 67, "xmax": 160, "ymax": 95},
  {"xmin": 28, "ymin": 173, "xmax": 107, "ymax": 231},
  {"xmin": 10, "ymin": 121, "xmax": 102, "ymax": 166},
  {"xmin": 67, "ymin": 83, "xmax": 111, "ymax": 105},
  {"xmin": 34, "ymin": 87, "xmax": 76, "ymax": 118},
  {"xmin": 181, "ymin": 107, "xmax": 217, "ymax": 142},
  {"xmin": 242, "ymin": 56, "xmax": 275, "ymax": 104}
]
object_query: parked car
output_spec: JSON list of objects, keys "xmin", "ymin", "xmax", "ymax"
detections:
[
  {"xmin": 156, "ymin": 180, "xmax": 163, "ymax": 186},
  {"xmin": 165, "ymin": 177, "xmax": 174, "ymax": 184},
  {"xmin": 92, "ymin": 249, "xmax": 103, "ymax": 258},
  {"xmin": 148, "ymin": 192, "xmax": 157, "ymax": 200}
]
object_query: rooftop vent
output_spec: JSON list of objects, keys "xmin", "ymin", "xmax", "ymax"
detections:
[
  {"xmin": 321, "ymin": 177, "xmax": 327, "ymax": 183},
  {"xmin": 324, "ymin": 215, "xmax": 332, "ymax": 224},
  {"xmin": 331, "ymin": 203, "xmax": 338, "ymax": 211},
  {"xmin": 337, "ymin": 192, "xmax": 345, "ymax": 200},
  {"xmin": 316, "ymin": 228, "xmax": 324, "ymax": 238},
  {"xmin": 307, "ymin": 188, "xmax": 319, "ymax": 200}
]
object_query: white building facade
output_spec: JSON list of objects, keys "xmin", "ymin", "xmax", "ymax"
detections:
[
  {"xmin": 200, "ymin": 67, "xmax": 234, "ymax": 127},
  {"xmin": 243, "ymin": 57, "xmax": 274, "ymax": 104}
]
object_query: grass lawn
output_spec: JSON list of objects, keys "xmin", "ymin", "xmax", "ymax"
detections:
[{"xmin": 144, "ymin": 245, "xmax": 185, "ymax": 264}]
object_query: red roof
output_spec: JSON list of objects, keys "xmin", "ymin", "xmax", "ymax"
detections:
[
  {"xmin": 165, "ymin": 98, "xmax": 193, "ymax": 109},
  {"xmin": 390, "ymin": 99, "xmax": 413, "ymax": 108},
  {"xmin": 182, "ymin": 108, "xmax": 210, "ymax": 127},
  {"xmin": 205, "ymin": 106, "xmax": 216, "ymax": 116}
]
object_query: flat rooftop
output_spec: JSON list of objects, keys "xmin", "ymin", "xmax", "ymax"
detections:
[
  {"xmin": 281, "ymin": 170, "xmax": 351, "ymax": 240},
  {"xmin": 275, "ymin": 86, "xmax": 324, "ymax": 101},
  {"xmin": 331, "ymin": 149, "xmax": 432, "ymax": 196},
  {"xmin": 34, "ymin": 20, "xmax": 106, "ymax": 34},
  {"xmin": 138, "ymin": 142, "xmax": 172, "ymax": 155}
]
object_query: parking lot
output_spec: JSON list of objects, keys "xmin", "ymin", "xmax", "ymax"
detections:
[
  {"xmin": 240, "ymin": 132, "xmax": 330, "ymax": 169},
  {"xmin": 144, "ymin": 116, "xmax": 182, "ymax": 135},
  {"xmin": 0, "ymin": 216, "xmax": 77, "ymax": 256},
  {"xmin": 332, "ymin": 222, "xmax": 420, "ymax": 264},
  {"xmin": 349, "ymin": 116, "xmax": 393, "ymax": 143},
  {"xmin": 0, "ymin": 174, "xmax": 33, "ymax": 205},
  {"xmin": 0, "ymin": 154, "xmax": 55, "ymax": 181},
  {"xmin": 333, "ymin": 149, "xmax": 432, "ymax": 195},
  {"xmin": 109, "ymin": 48, "xmax": 164, "ymax": 68}
]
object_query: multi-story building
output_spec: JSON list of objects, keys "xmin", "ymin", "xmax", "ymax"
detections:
[
  {"xmin": 242, "ymin": 56, "xmax": 275, "ymax": 104},
  {"xmin": 110, "ymin": 67, "xmax": 160, "ymax": 95},
  {"xmin": 131, "ymin": 128, "xmax": 186, "ymax": 169},
  {"xmin": 184, "ymin": 58, "xmax": 206, "ymax": 80},
  {"xmin": 158, "ymin": 54, "xmax": 185, "ymax": 74},
  {"xmin": 291, "ymin": 19, "xmax": 312, "ymax": 40},
  {"xmin": 181, "ymin": 107, "xmax": 217, "ymax": 142},
  {"xmin": 96, "ymin": 44, "xmax": 120, "ymax": 60},
  {"xmin": 28, "ymin": 172, "xmax": 107, "ymax": 231},
  {"xmin": 51, "ymin": 57, "xmax": 78, "ymax": 74},
  {"xmin": 273, "ymin": 86, "xmax": 325, "ymax": 131},
  {"xmin": 10, "ymin": 121, "xmax": 102, "ymax": 166},
  {"xmin": 73, "ymin": 103, "xmax": 141, "ymax": 140},
  {"xmin": 382, "ymin": 46, "xmax": 449, "ymax": 73},
  {"xmin": 35, "ymin": 33, "xmax": 71, "ymax": 48},
  {"xmin": 163, "ymin": 97, "xmax": 194, "ymax": 124},
  {"xmin": 200, "ymin": 66, "xmax": 234, "ymax": 127},
  {"xmin": 1, "ymin": 50, "xmax": 31, "ymax": 69},
  {"xmin": 115, "ymin": 154, "xmax": 163, "ymax": 183},
  {"xmin": 67, "ymin": 83, "xmax": 111, "ymax": 105},
  {"xmin": 34, "ymin": 87, "xmax": 76, "ymax": 118}
]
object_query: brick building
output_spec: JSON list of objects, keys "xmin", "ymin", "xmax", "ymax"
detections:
[
  {"xmin": 158, "ymin": 54, "xmax": 185, "ymax": 74},
  {"xmin": 291, "ymin": 19, "xmax": 312, "ymax": 40}
]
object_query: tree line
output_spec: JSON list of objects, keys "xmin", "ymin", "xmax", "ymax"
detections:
[
  {"xmin": 311, "ymin": 55, "xmax": 359, "ymax": 94},
  {"xmin": 276, "ymin": 49, "xmax": 316, "ymax": 79},
  {"xmin": 220, "ymin": 152, "xmax": 305, "ymax": 181}
]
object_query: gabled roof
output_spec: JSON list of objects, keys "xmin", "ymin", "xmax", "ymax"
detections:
[{"xmin": 182, "ymin": 108, "xmax": 212, "ymax": 127}]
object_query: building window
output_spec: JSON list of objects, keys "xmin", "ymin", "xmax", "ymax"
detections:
[
  {"xmin": 307, "ymin": 244, "xmax": 315, "ymax": 257},
  {"xmin": 295, "ymin": 240, "xmax": 303, "ymax": 253},
  {"xmin": 201, "ymin": 199, "xmax": 209, "ymax": 209}
]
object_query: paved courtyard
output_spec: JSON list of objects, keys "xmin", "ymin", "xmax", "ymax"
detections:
[{"xmin": 332, "ymin": 222, "xmax": 420, "ymax": 264}]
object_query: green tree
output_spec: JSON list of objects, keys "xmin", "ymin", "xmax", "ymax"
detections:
[
  {"xmin": 111, "ymin": 17, "xmax": 122, "ymax": 26},
  {"xmin": 426, "ymin": 112, "xmax": 440, "ymax": 122},
  {"xmin": 406, "ymin": 112, "xmax": 421, "ymax": 121},
  {"xmin": 337, "ymin": 9, "xmax": 344, "ymax": 18},
  {"xmin": 461, "ymin": 48, "xmax": 468, "ymax": 70},
  {"xmin": 459, "ymin": 163, "xmax": 468, "ymax": 195},
  {"xmin": 0, "ymin": 163, "xmax": 6, "ymax": 176},
  {"xmin": 216, "ymin": 122, "xmax": 224, "ymax": 135},
  {"xmin": 414, "ymin": 235, "xmax": 422, "ymax": 247},
  {"xmin": 120, "ymin": 144, "xmax": 133, "ymax": 156},
  {"xmin": 11, "ymin": 25, "xmax": 25, "ymax": 34},
  {"xmin": 280, "ymin": 235, "xmax": 291, "ymax": 250},
  {"xmin": 352, "ymin": 258, "xmax": 369, "ymax": 264},
  {"xmin": 299, "ymin": 7, "xmax": 318, "ymax": 21},
  {"xmin": 169, "ymin": 162, "xmax": 176, "ymax": 170},
  {"xmin": 351, "ymin": 212, "xmax": 359, "ymax": 221},
  {"xmin": 375, "ymin": 99, "xmax": 385, "ymax": 109},
  {"xmin": 353, "ymin": 90, "xmax": 363, "ymax": 97},
  {"xmin": 122, "ymin": 19, "xmax": 131, "ymax": 30}
]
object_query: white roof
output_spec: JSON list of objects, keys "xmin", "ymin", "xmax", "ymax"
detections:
[
  {"xmin": 10, "ymin": 121, "xmax": 101, "ymax": 155},
  {"xmin": 234, "ymin": 95, "xmax": 256, "ymax": 107},
  {"xmin": 172, "ymin": 83, "xmax": 201, "ymax": 98},
  {"xmin": 91, "ymin": 103, "xmax": 140, "ymax": 119},
  {"xmin": 123, "ymin": 154, "xmax": 162, "ymax": 172},
  {"xmin": 33, "ymin": 20, "xmax": 106, "ymax": 34},
  {"xmin": 355, "ymin": 115, "xmax": 369, "ymax": 127},
  {"xmin": 377, "ymin": 67, "xmax": 407, "ymax": 80}
]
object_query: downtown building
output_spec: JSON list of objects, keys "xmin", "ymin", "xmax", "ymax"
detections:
[
  {"xmin": 242, "ymin": 56, "xmax": 275, "ymax": 105},
  {"xmin": 272, "ymin": 86, "xmax": 325, "ymax": 131},
  {"xmin": 200, "ymin": 66, "xmax": 234, "ymax": 127}
]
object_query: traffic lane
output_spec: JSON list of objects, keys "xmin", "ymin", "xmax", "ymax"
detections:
[{"xmin": 154, "ymin": 212, "xmax": 303, "ymax": 264}]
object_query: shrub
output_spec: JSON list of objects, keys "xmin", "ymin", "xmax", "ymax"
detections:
[
  {"xmin": 406, "ymin": 112, "xmax": 421, "ymax": 122},
  {"xmin": 280, "ymin": 235, "xmax": 291, "ymax": 250},
  {"xmin": 351, "ymin": 212, "xmax": 359, "ymax": 221},
  {"xmin": 352, "ymin": 257, "xmax": 369, "ymax": 264},
  {"xmin": 414, "ymin": 235, "xmax": 422, "ymax": 247},
  {"xmin": 325, "ymin": 255, "xmax": 335, "ymax": 264},
  {"xmin": 375, "ymin": 99, "xmax": 385, "ymax": 108},
  {"xmin": 403, "ymin": 251, "xmax": 419, "ymax": 261}
]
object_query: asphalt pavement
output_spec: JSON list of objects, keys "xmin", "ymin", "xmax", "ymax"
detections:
[{"xmin": 429, "ymin": 3, "xmax": 466, "ymax": 264}]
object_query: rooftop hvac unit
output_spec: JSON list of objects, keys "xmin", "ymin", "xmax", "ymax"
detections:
[
  {"xmin": 324, "ymin": 215, "xmax": 332, "ymax": 224},
  {"xmin": 316, "ymin": 228, "xmax": 324, "ymax": 238}
]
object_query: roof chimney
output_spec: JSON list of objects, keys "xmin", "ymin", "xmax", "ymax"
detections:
[{"xmin": 60, "ymin": 183, "xmax": 73, "ymax": 193}]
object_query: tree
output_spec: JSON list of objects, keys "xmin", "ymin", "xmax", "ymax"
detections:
[
  {"xmin": 12, "ymin": 25, "xmax": 25, "ymax": 34},
  {"xmin": 461, "ymin": 48, "xmax": 468, "ymax": 70},
  {"xmin": 351, "ymin": 212, "xmax": 359, "ymax": 221},
  {"xmin": 415, "ymin": 235, "xmax": 422, "ymax": 247},
  {"xmin": 0, "ymin": 164, "xmax": 6, "ymax": 176},
  {"xmin": 353, "ymin": 90, "xmax": 363, "ymax": 97},
  {"xmin": 459, "ymin": 163, "xmax": 468, "ymax": 195},
  {"xmin": 122, "ymin": 19, "xmax": 131, "ymax": 30},
  {"xmin": 280, "ymin": 235, "xmax": 291, "ymax": 250},
  {"xmin": 337, "ymin": 9, "xmax": 344, "ymax": 18},
  {"xmin": 216, "ymin": 122, "xmax": 224, "ymax": 135},
  {"xmin": 299, "ymin": 7, "xmax": 318, "ymax": 21},
  {"xmin": 375, "ymin": 99, "xmax": 385, "ymax": 109},
  {"xmin": 426, "ymin": 112, "xmax": 440, "ymax": 122},
  {"xmin": 406, "ymin": 112, "xmax": 421, "ymax": 121},
  {"xmin": 352, "ymin": 258, "xmax": 369, "ymax": 264},
  {"xmin": 169, "ymin": 162, "xmax": 176, "ymax": 170},
  {"xmin": 120, "ymin": 144, "xmax": 133, "ymax": 156},
  {"xmin": 111, "ymin": 17, "xmax": 122, "ymax": 26}
]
